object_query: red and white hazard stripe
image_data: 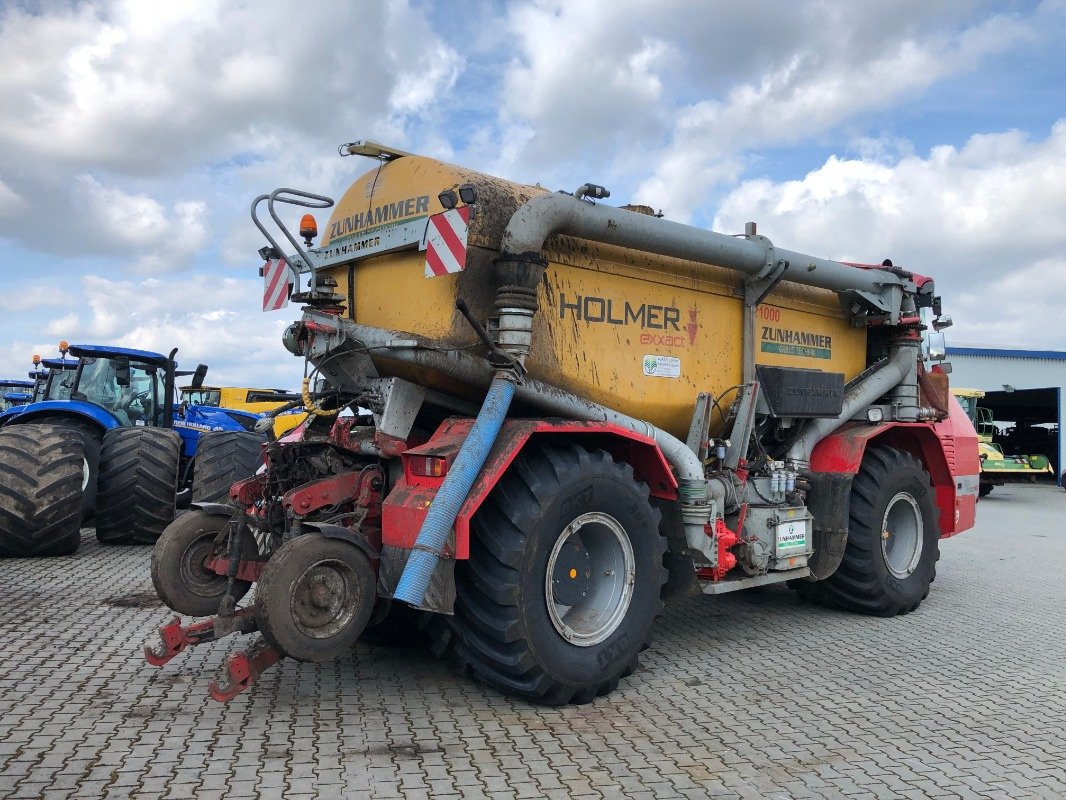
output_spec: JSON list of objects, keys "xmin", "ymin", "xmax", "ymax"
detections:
[
  {"xmin": 423, "ymin": 206, "xmax": 471, "ymax": 278},
  {"xmin": 262, "ymin": 258, "xmax": 291, "ymax": 311}
]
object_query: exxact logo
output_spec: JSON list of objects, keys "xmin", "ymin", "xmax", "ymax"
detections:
[{"xmin": 559, "ymin": 293, "xmax": 698, "ymax": 347}]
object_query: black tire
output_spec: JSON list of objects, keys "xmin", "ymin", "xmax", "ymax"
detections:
[
  {"xmin": 151, "ymin": 510, "xmax": 255, "ymax": 616},
  {"xmin": 360, "ymin": 600, "xmax": 429, "ymax": 648},
  {"xmin": 95, "ymin": 428, "xmax": 181, "ymax": 545},
  {"xmin": 978, "ymin": 482, "xmax": 993, "ymax": 498},
  {"xmin": 0, "ymin": 424, "xmax": 84, "ymax": 557},
  {"xmin": 14, "ymin": 416, "xmax": 103, "ymax": 520},
  {"xmin": 190, "ymin": 431, "xmax": 265, "ymax": 505},
  {"xmin": 807, "ymin": 446, "xmax": 939, "ymax": 617},
  {"xmin": 255, "ymin": 535, "xmax": 377, "ymax": 662},
  {"xmin": 451, "ymin": 445, "xmax": 666, "ymax": 706}
]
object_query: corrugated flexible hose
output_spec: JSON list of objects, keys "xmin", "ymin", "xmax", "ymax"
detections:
[{"xmin": 392, "ymin": 375, "xmax": 517, "ymax": 605}]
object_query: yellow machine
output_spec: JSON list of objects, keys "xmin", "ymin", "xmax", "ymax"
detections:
[
  {"xmin": 149, "ymin": 141, "xmax": 979, "ymax": 705},
  {"xmin": 180, "ymin": 386, "xmax": 306, "ymax": 437}
]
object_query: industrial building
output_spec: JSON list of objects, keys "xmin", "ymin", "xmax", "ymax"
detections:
[{"xmin": 947, "ymin": 344, "xmax": 1065, "ymax": 486}]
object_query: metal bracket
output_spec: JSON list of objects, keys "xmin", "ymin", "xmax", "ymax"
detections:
[
  {"xmin": 741, "ymin": 233, "xmax": 789, "ymax": 383},
  {"xmin": 368, "ymin": 377, "xmax": 428, "ymax": 440},
  {"xmin": 724, "ymin": 382, "xmax": 761, "ymax": 471},
  {"xmin": 685, "ymin": 392, "xmax": 712, "ymax": 458}
]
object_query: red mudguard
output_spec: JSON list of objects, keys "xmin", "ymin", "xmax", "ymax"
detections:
[{"xmin": 810, "ymin": 396, "xmax": 980, "ymax": 537}]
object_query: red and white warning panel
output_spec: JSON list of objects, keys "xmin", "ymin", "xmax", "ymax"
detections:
[
  {"xmin": 422, "ymin": 206, "xmax": 471, "ymax": 278},
  {"xmin": 262, "ymin": 258, "xmax": 291, "ymax": 311}
]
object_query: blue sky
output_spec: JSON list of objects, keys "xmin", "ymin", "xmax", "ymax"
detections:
[{"xmin": 0, "ymin": 0, "xmax": 1064, "ymax": 386}]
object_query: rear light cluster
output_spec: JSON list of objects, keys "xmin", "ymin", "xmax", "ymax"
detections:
[{"xmin": 408, "ymin": 455, "xmax": 448, "ymax": 478}]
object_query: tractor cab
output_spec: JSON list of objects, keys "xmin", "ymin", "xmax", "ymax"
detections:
[
  {"xmin": 0, "ymin": 381, "xmax": 35, "ymax": 411},
  {"xmin": 35, "ymin": 357, "xmax": 79, "ymax": 402},
  {"xmin": 65, "ymin": 345, "xmax": 176, "ymax": 427}
]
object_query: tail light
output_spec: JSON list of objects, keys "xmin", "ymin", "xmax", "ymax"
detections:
[{"xmin": 408, "ymin": 455, "xmax": 448, "ymax": 478}]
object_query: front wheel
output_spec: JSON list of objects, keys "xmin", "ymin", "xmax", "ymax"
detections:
[
  {"xmin": 809, "ymin": 446, "xmax": 939, "ymax": 617},
  {"xmin": 451, "ymin": 445, "xmax": 666, "ymax": 705}
]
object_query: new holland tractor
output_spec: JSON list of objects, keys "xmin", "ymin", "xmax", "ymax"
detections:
[
  {"xmin": 0, "ymin": 344, "xmax": 266, "ymax": 557},
  {"xmin": 0, "ymin": 380, "xmax": 36, "ymax": 412},
  {"xmin": 145, "ymin": 141, "xmax": 979, "ymax": 704},
  {"xmin": 179, "ymin": 384, "xmax": 307, "ymax": 438}
]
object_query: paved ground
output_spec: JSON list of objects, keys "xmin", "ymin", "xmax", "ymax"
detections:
[{"xmin": 0, "ymin": 484, "xmax": 1064, "ymax": 799}]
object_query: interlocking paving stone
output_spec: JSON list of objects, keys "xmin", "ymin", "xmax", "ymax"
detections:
[{"xmin": 0, "ymin": 485, "xmax": 1064, "ymax": 798}]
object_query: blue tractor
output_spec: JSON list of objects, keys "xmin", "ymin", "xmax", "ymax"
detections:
[
  {"xmin": 0, "ymin": 344, "xmax": 266, "ymax": 557},
  {"xmin": 0, "ymin": 380, "xmax": 36, "ymax": 412}
]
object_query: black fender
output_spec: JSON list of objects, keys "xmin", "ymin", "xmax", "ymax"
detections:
[
  {"xmin": 804, "ymin": 472, "xmax": 853, "ymax": 581},
  {"xmin": 299, "ymin": 521, "xmax": 379, "ymax": 561},
  {"xmin": 189, "ymin": 501, "xmax": 239, "ymax": 518}
]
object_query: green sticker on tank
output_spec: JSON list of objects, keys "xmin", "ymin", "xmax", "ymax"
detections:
[{"xmin": 760, "ymin": 326, "xmax": 832, "ymax": 359}]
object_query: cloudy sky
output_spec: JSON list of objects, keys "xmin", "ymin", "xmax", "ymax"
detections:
[{"xmin": 1, "ymin": 0, "xmax": 1064, "ymax": 386}]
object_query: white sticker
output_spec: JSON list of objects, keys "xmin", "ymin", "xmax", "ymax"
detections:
[
  {"xmin": 777, "ymin": 521, "xmax": 807, "ymax": 549},
  {"xmin": 642, "ymin": 354, "xmax": 680, "ymax": 378}
]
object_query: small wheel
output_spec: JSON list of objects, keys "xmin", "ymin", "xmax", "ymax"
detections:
[
  {"xmin": 811, "ymin": 446, "xmax": 939, "ymax": 617},
  {"xmin": 254, "ymin": 536, "xmax": 376, "ymax": 662},
  {"xmin": 151, "ymin": 510, "xmax": 255, "ymax": 616},
  {"xmin": 978, "ymin": 482, "xmax": 993, "ymax": 498}
]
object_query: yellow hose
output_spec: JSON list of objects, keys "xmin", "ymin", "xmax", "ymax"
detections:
[{"xmin": 302, "ymin": 377, "xmax": 339, "ymax": 417}]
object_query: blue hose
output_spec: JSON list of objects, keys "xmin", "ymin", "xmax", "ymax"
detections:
[{"xmin": 393, "ymin": 376, "xmax": 516, "ymax": 605}]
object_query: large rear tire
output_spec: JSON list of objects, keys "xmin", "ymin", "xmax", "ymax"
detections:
[
  {"xmin": 451, "ymin": 445, "xmax": 666, "ymax": 706},
  {"xmin": 151, "ymin": 510, "xmax": 255, "ymax": 616},
  {"xmin": 254, "ymin": 535, "xmax": 377, "ymax": 662},
  {"xmin": 16, "ymin": 416, "xmax": 103, "ymax": 520},
  {"xmin": 95, "ymin": 428, "xmax": 181, "ymax": 545},
  {"xmin": 804, "ymin": 446, "xmax": 939, "ymax": 617},
  {"xmin": 0, "ymin": 424, "xmax": 84, "ymax": 557},
  {"xmin": 190, "ymin": 431, "xmax": 265, "ymax": 505}
]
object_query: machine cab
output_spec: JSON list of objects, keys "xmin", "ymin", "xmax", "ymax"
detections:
[{"xmin": 67, "ymin": 345, "xmax": 173, "ymax": 427}]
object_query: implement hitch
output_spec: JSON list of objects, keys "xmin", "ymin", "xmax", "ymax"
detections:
[{"xmin": 144, "ymin": 608, "xmax": 283, "ymax": 702}]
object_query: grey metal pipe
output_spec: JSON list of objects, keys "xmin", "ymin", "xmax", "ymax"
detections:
[
  {"xmin": 501, "ymin": 193, "xmax": 910, "ymax": 299},
  {"xmin": 785, "ymin": 345, "xmax": 915, "ymax": 464},
  {"xmin": 345, "ymin": 322, "xmax": 706, "ymax": 484}
]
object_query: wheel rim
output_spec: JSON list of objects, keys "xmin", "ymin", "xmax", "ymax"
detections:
[
  {"xmin": 289, "ymin": 558, "xmax": 362, "ymax": 639},
  {"xmin": 180, "ymin": 536, "xmax": 226, "ymax": 597},
  {"xmin": 545, "ymin": 511, "xmax": 635, "ymax": 647},
  {"xmin": 82, "ymin": 457, "xmax": 90, "ymax": 492},
  {"xmin": 881, "ymin": 492, "xmax": 923, "ymax": 579}
]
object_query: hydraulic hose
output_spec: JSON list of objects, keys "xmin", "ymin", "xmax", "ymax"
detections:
[{"xmin": 393, "ymin": 376, "xmax": 517, "ymax": 605}]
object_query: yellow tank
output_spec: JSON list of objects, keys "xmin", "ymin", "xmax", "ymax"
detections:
[{"xmin": 317, "ymin": 156, "xmax": 868, "ymax": 440}]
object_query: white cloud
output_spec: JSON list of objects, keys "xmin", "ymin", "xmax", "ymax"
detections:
[{"xmin": 713, "ymin": 121, "xmax": 1066, "ymax": 349}]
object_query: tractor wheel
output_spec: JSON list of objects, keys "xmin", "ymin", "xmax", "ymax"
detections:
[
  {"xmin": 254, "ymin": 535, "xmax": 377, "ymax": 662},
  {"xmin": 151, "ymin": 509, "xmax": 256, "ymax": 616},
  {"xmin": 805, "ymin": 446, "xmax": 939, "ymax": 617},
  {"xmin": 451, "ymin": 444, "xmax": 666, "ymax": 706},
  {"xmin": 95, "ymin": 428, "xmax": 181, "ymax": 545},
  {"xmin": 190, "ymin": 431, "xmax": 265, "ymax": 505},
  {"xmin": 0, "ymin": 424, "xmax": 85, "ymax": 557},
  {"xmin": 978, "ymin": 482, "xmax": 993, "ymax": 498},
  {"xmin": 18, "ymin": 416, "xmax": 103, "ymax": 521}
]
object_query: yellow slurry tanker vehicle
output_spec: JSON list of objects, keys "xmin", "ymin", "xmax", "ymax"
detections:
[{"xmin": 147, "ymin": 141, "xmax": 980, "ymax": 703}]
